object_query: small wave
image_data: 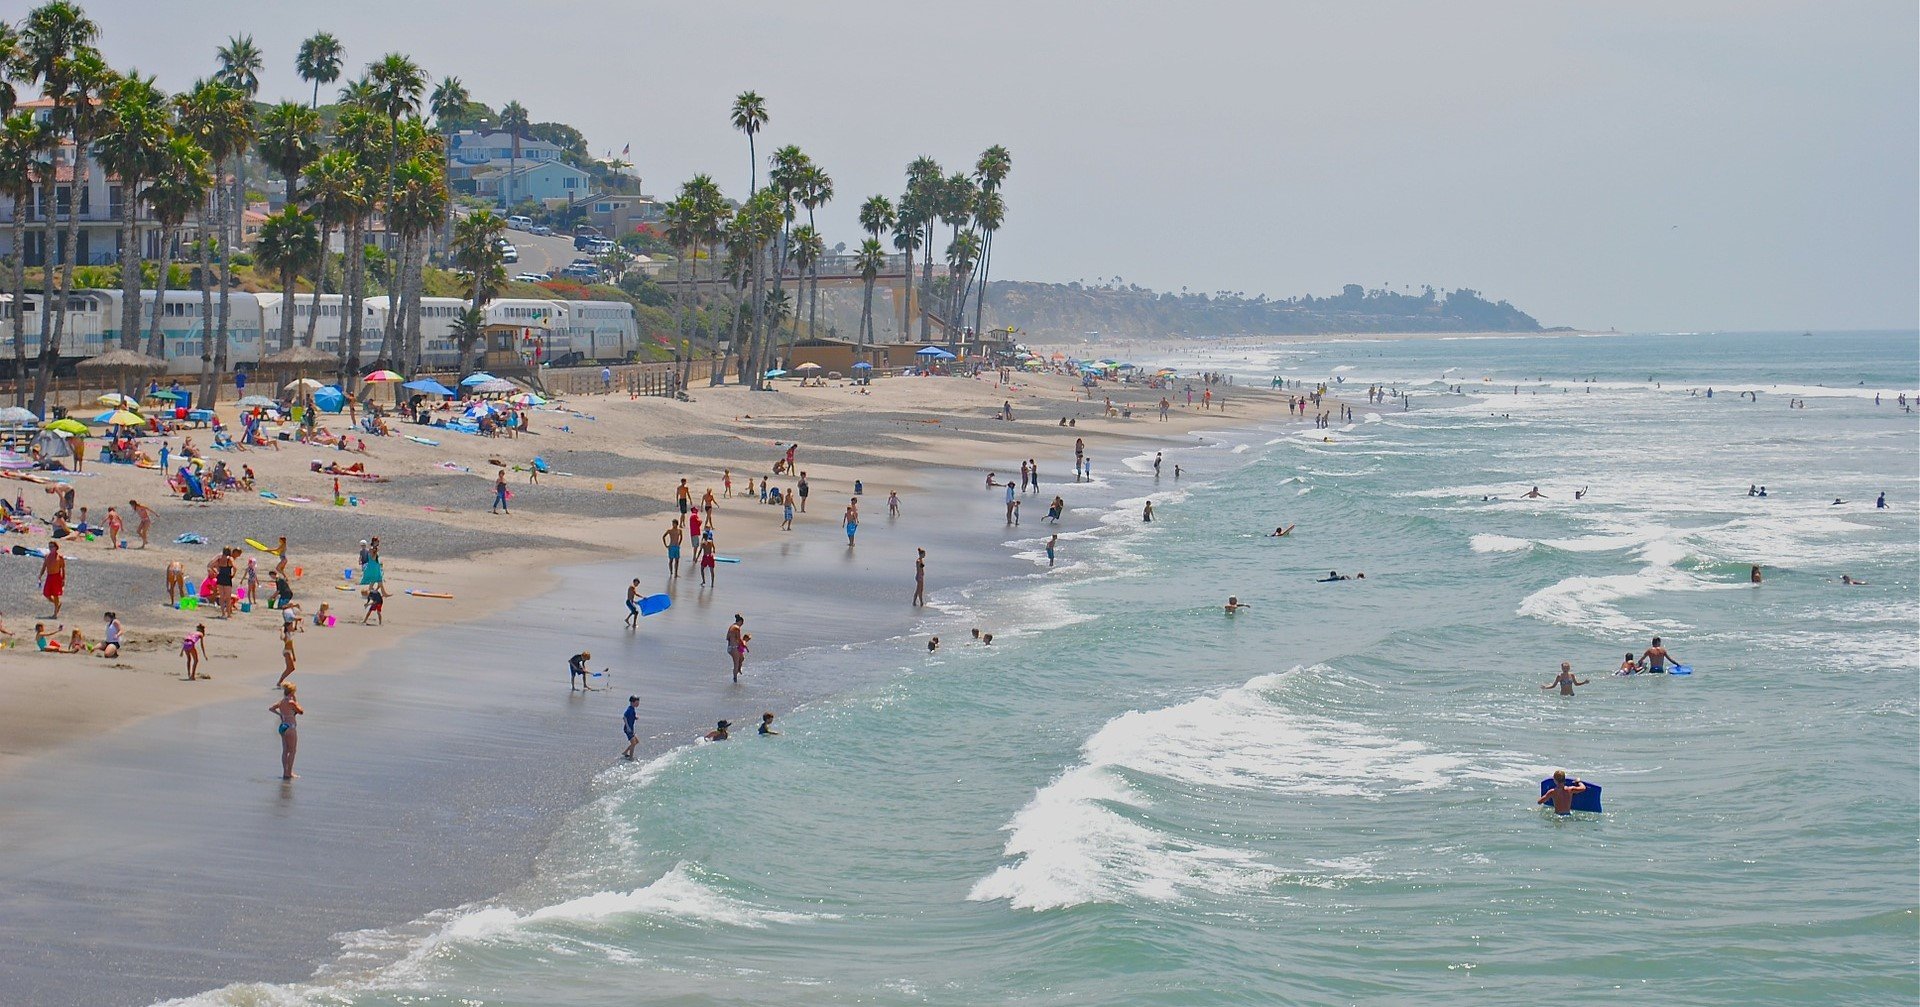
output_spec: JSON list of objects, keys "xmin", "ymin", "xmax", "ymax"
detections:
[
  {"xmin": 970, "ymin": 668, "xmax": 1501, "ymax": 911},
  {"xmin": 1470, "ymin": 533, "xmax": 1534, "ymax": 554},
  {"xmin": 440, "ymin": 863, "xmax": 827, "ymax": 937}
]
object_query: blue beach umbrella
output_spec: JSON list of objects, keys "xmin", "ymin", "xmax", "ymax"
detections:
[
  {"xmin": 459, "ymin": 372, "xmax": 497, "ymax": 387},
  {"xmin": 851, "ymin": 361, "xmax": 873, "ymax": 370},
  {"xmin": 764, "ymin": 368, "xmax": 788, "ymax": 378},
  {"xmin": 403, "ymin": 378, "xmax": 457, "ymax": 396},
  {"xmin": 311, "ymin": 385, "xmax": 347, "ymax": 413}
]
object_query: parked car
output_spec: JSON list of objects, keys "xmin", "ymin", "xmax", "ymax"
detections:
[
  {"xmin": 573, "ymin": 232, "xmax": 601, "ymax": 251},
  {"xmin": 506, "ymin": 215, "xmax": 534, "ymax": 231},
  {"xmin": 512, "ymin": 272, "xmax": 548, "ymax": 283},
  {"xmin": 494, "ymin": 238, "xmax": 518, "ymax": 263},
  {"xmin": 560, "ymin": 262, "xmax": 600, "ymax": 280},
  {"xmin": 529, "ymin": 224, "xmax": 553, "ymax": 236}
]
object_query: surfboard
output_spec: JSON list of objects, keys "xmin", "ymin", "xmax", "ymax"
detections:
[
  {"xmin": 1538, "ymin": 778, "xmax": 1603, "ymax": 813},
  {"xmin": 405, "ymin": 435, "xmax": 439, "ymax": 446},
  {"xmin": 715, "ymin": 556, "xmax": 741, "ymax": 564},
  {"xmin": 266, "ymin": 499, "xmax": 298, "ymax": 508},
  {"xmin": 639, "ymin": 593, "xmax": 671, "ymax": 616},
  {"xmin": 245, "ymin": 538, "xmax": 274, "ymax": 551},
  {"xmin": 406, "ymin": 590, "xmax": 454, "ymax": 599}
]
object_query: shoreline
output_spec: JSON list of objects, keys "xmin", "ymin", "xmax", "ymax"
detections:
[{"xmin": 0, "ymin": 369, "xmax": 1306, "ymax": 1006}]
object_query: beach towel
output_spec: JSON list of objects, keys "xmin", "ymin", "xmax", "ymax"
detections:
[{"xmin": 174, "ymin": 532, "xmax": 207, "ymax": 545}]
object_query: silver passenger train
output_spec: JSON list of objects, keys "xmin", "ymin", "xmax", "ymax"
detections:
[{"xmin": 0, "ymin": 289, "xmax": 641, "ymax": 375}]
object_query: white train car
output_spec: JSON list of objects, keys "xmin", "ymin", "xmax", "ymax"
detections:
[
  {"xmin": 559, "ymin": 299, "xmax": 639, "ymax": 362},
  {"xmin": 256, "ymin": 292, "xmax": 374, "ymax": 364},
  {"xmin": 0, "ymin": 292, "xmax": 114, "ymax": 371},
  {"xmin": 93, "ymin": 289, "xmax": 267, "ymax": 372}
]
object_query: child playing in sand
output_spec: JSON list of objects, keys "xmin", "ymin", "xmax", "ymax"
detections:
[
  {"xmin": 363, "ymin": 585, "xmax": 384, "ymax": 625},
  {"xmin": 183, "ymin": 624, "xmax": 207, "ymax": 679},
  {"xmin": 313, "ymin": 602, "xmax": 331, "ymax": 627}
]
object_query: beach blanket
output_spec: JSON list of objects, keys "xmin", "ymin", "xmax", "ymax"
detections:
[{"xmin": 174, "ymin": 532, "xmax": 207, "ymax": 545}]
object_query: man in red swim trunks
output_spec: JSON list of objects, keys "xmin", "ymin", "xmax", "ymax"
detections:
[{"xmin": 39, "ymin": 541, "xmax": 66, "ymax": 618}]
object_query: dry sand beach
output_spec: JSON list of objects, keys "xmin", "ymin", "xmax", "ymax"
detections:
[{"xmin": 0, "ymin": 364, "xmax": 1309, "ymax": 1005}]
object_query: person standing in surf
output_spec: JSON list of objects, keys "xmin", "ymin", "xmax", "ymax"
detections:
[
  {"xmin": 662, "ymin": 520, "xmax": 683, "ymax": 578},
  {"xmin": 1537, "ymin": 770, "xmax": 1587, "ymax": 816},
  {"xmin": 727, "ymin": 615, "xmax": 748, "ymax": 683},
  {"xmin": 1542, "ymin": 662, "xmax": 1589, "ymax": 696},
  {"xmin": 622, "ymin": 696, "xmax": 641, "ymax": 759},
  {"xmin": 913, "ymin": 548, "xmax": 926, "ymax": 606},
  {"xmin": 269, "ymin": 684, "xmax": 304, "ymax": 780}
]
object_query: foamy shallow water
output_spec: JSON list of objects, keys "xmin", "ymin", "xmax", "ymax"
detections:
[{"xmin": 176, "ymin": 331, "xmax": 1919, "ymax": 1007}]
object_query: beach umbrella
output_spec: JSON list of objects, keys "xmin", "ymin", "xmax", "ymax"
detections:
[
  {"xmin": 236, "ymin": 394, "xmax": 278, "ymax": 409},
  {"xmin": 311, "ymin": 386, "xmax": 347, "ymax": 413},
  {"xmin": 474, "ymin": 378, "xmax": 520, "ymax": 394},
  {"xmin": 509, "ymin": 392, "xmax": 547, "ymax": 406},
  {"xmin": 792, "ymin": 361, "xmax": 822, "ymax": 372},
  {"xmin": 96, "ymin": 393, "xmax": 141, "ymax": 408},
  {"xmin": 0, "ymin": 406, "xmax": 39, "ymax": 423},
  {"xmin": 464, "ymin": 400, "xmax": 500, "ymax": 416},
  {"xmin": 92, "ymin": 409, "xmax": 144, "ymax": 427},
  {"xmin": 402, "ymin": 378, "xmax": 457, "ymax": 396},
  {"xmin": 915, "ymin": 346, "xmax": 945, "ymax": 357},
  {"xmin": 42, "ymin": 418, "xmax": 88, "ymax": 435},
  {"xmin": 851, "ymin": 361, "xmax": 873, "ymax": 370},
  {"xmin": 284, "ymin": 377, "xmax": 324, "ymax": 392},
  {"xmin": 362, "ymin": 369, "xmax": 404, "ymax": 383},
  {"xmin": 0, "ymin": 449, "xmax": 31, "ymax": 470},
  {"xmin": 763, "ymin": 368, "xmax": 788, "ymax": 378},
  {"xmin": 146, "ymin": 390, "xmax": 182, "ymax": 402},
  {"xmin": 459, "ymin": 372, "xmax": 497, "ymax": 387}
]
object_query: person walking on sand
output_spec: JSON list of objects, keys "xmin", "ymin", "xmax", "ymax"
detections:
[
  {"xmin": 798, "ymin": 472, "xmax": 810, "ymax": 513},
  {"xmin": 1536, "ymin": 770, "xmax": 1587, "ymax": 816},
  {"xmin": 663, "ymin": 519, "xmax": 683, "ymax": 577},
  {"xmin": 723, "ymin": 469, "xmax": 733, "ymax": 498},
  {"xmin": 278, "ymin": 618, "xmax": 299, "ymax": 687},
  {"xmin": 888, "ymin": 491, "xmax": 901, "ymax": 518},
  {"xmin": 676, "ymin": 478, "xmax": 691, "ymax": 517},
  {"xmin": 699, "ymin": 538, "xmax": 718, "ymax": 585},
  {"xmin": 625, "ymin": 579, "xmax": 643, "ymax": 629},
  {"xmin": 129, "ymin": 499, "xmax": 153, "ymax": 548},
  {"xmin": 727, "ymin": 615, "xmax": 748, "ymax": 683},
  {"xmin": 845, "ymin": 499, "xmax": 860, "ymax": 546},
  {"xmin": 39, "ymin": 541, "xmax": 66, "ymax": 618},
  {"xmin": 493, "ymin": 468, "xmax": 510, "ymax": 514},
  {"xmin": 913, "ymin": 548, "xmax": 927, "ymax": 606},
  {"xmin": 622, "ymin": 695, "xmax": 641, "ymax": 759},
  {"xmin": 1542, "ymin": 662, "xmax": 1589, "ymax": 696},
  {"xmin": 104, "ymin": 506, "xmax": 123, "ymax": 549},
  {"xmin": 270, "ymin": 684, "xmax": 304, "ymax": 780}
]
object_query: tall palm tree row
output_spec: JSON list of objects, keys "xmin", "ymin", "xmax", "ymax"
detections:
[
  {"xmin": 0, "ymin": 111, "xmax": 46, "ymax": 404},
  {"xmin": 449, "ymin": 208, "xmax": 504, "ymax": 372},
  {"xmin": 497, "ymin": 99, "xmax": 528, "ymax": 211},
  {"xmin": 91, "ymin": 69, "xmax": 167, "ymax": 350},
  {"xmin": 294, "ymin": 32, "xmax": 342, "ymax": 110},
  {"xmin": 858, "ymin": 194, "xmax": 894, "ymax": 345},
  {"xmin": 140, "ymin": 132, "xmax": 210, "ymax": 358}
]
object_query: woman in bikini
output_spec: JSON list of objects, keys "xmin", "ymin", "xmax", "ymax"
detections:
[{"xmin": 269, "ymin": 684, "xmax": 304, "ymax": 779}]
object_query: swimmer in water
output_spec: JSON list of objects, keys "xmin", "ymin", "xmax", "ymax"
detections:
[
  {"xmin": 927, "ymin": 636, "xmax": 940, "ymax": 652},
  {"xmin": 1839, "ymin": 574, "xmax": 1869, "ymax": 586},
  {"xmin": 1321, "ymin": 571, "xmax": 1349, "ymax": 582},
  {"xmin": 1574, "ymin": 487, "xmax": 1588, "ymax": 500},
  {"xmin": 1640, "ymin": 636, "xmax": 1677, "ymax": 673},
  {"xmin": 1522, "ymin": 486, "xmax": 1545, "ymax": 499},
  {"xmin": 1224, "ymin": 596, "xmax": 1250, "ymax": 614},
  {"xmin": 1542, "ymin": 662, "xmax": 1589, "ymax": 696},
  {"xmin": 1268, "ymin": 525, "xmax": 1294, "ymax": 537},
  {"xmin": 1617, "ymin": 652, "xmax": 1640, "ymax": 675},
  {"xmin": 1876, "ymin": 492, "xmax": 1887, "ymax": 508},
  {"xmin": 1536, "ymin": 770, "xmax": 1587, "ymax": 816}
]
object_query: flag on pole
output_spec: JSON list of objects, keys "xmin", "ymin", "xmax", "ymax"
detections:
[{"xmin": 621, "ymin": 143, "xmax": 630, "ymax": 157}]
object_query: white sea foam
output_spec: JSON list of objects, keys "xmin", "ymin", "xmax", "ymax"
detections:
[
  {"xmin": 969, "ymin": 669, "xmax": 1498, "ymax": 911},
  {"xmin": 1470, "ymin": 533, "xmax": 1534, "ymax": 554}
]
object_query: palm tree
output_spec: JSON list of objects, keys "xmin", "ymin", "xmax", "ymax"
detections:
[
  {"xmin": 731, "ymin": 189, "xmax": 779, "ymax": 387},
  {"xmin": 787, "ymin": 223, "xmax": 821, "ymax": 348},
  {"xmin": 764, "ymin": 145, "xmax": 807, "ymax": 376},
  {"xmin": 945, "ymin": 229, "xmax": 980, "ymax": 331},
  {"xmin": 331, "ymin": 97, "xmax": 386, "ymax": 386},
  {"xmin": 449, "ymin": 305, "xmax": 484, "ymax": 372},
  {"xmin": 729, "ymin": 91, "xmax": 767, "ymax": 195},
  {"xmin": 451, "ymin": 208, "xmax": 505, "ymax": 371},
  {"xmin": 386, "ymin": 146, "xmax": 446, "ymax": 374},
  {"xmin": 20, "ymin": 0, "xmax": 102, "ymax": 408},
  {"xmin": 969, "ymin": 145, "xmax": 1011, "ymax": 344},
  {"xmin": 684, "ymin": 175, "xmax": 730, "ymax": 385},
  {"xmin": 94, "ymin": 72, "xmax": 170, "ymax": 349},
  {"xmin": 662, "ymin": 192, "xmax": 696, "ymax": 377},
  {"xmin": 854, "ymin": 237, "xmax": 885, "ymax": 348},
  {"xmin": 367, "ymin": 53, "xmax": 425, "ymax": 248},
  {"xmin": 497, "ymin": 100, "xmax": 529, "ymax": 210},
  {"xmin": 0, "ymin": 112, "xmax": 48, "ymax": 403},
  {"xmin": 796, "ymin": 162, "xmax": 832, "ymax": 350},
  {"xmin": 294, "ymin": 32, "xmax": 343, "ymax": 110},
  {"xmin": 214, "ymin": 38, "xmax": 263, "ymax": 396},
  {"xmin": 141, "ymin": 131, "xmax": 211, "ymax": 358},
  {"xmin": 891, "ymin": 213, "xmax": 921, "ymax": 342},
  {"xmin": 857, "ymin": 195, "xmax": 894, "ymax": 344},
  {"xmin": 0, "ymin": 23, "xmax": 20, "ymax": 118},
  {"xmin": 300, "ymin": 148, "xmax": 357, "ymax": 348},
  {"xmin": 938, "ymin": 172, "xmax": 977, "ymax": 342},
  {"xmin": 900, "ymin": 156, "xmax": 942, "ymax": 340},
  {"xmin": 257, "ymin": 102, "xmax": 320, "ymax": 206},
  {"xmin": 255, "ymin": 207, "xmax": 319, "ymax": 353},
  {"xmin": 428, "ymin": 76, "xmax": 468, "ymax": 254},
  {"xmin": 181, "ymin": 73, "xmax": 252, "ymax": 403}
]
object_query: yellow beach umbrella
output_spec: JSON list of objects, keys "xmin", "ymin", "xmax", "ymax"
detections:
[
  {"xmin": 43, "ymin": 418, "xmax": 88, "ymax": 435},
  {"xmin": 96, "ymin": 393, "xmax": 141, "ymax": 408},
  {"xmin": 97, "ymin": 409, "xmax": 144, "ymax": 426}
]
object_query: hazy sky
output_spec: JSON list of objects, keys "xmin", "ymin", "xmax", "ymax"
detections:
[{"xmin": 67, "ymin": 0, "xmax": 1919, "ymax": 331}]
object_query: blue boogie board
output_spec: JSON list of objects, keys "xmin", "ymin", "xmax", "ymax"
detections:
[
  {"xmin": 638, "ymin": 593, "xmax": 671, "ymax": 617},
  {"xmin": 1539, "ymin": 778, "xmax": 1604, "ymax": 813},
  {"xmin": 1667, "ymin": 664, "xmax": 1692, "ymax": 675}
]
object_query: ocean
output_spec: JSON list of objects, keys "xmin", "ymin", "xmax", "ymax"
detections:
[{"xmin": 178, "ymin": 331, "xmax": 1918, "ymax": 1007}]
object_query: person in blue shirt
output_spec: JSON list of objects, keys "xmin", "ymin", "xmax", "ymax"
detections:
[{"xmin": 622, "ymin": 696, "xmax": 640, "ymax": 759}]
